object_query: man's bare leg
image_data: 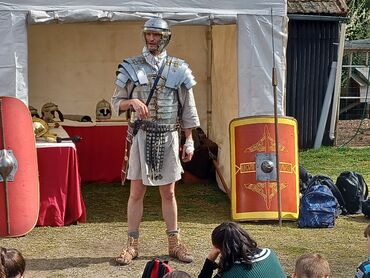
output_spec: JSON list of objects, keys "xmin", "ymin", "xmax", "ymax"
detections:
[
  {"xmin": 159, "ymin": 183, "xmax": 177, "ymax": 231},
  {"xmin": 159, "ymin": 183, "xmax": 193, "ymax": 263},
  {"xmin": 127, "ymin": 179, "xmax": 147, "ymax": 231},
  {"xmin": 116, "ymin": 179, "xmax": 146, "ymax": 265}
]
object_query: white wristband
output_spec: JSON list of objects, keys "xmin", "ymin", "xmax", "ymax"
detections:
[{"xmin": 184, "ymin": 138, "xmax": 195, "ymax": 154}]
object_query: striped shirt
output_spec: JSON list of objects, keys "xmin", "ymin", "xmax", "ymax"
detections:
[{"xmin": 355, "ymin": 257, "xmax": 370, "ymax": 278}]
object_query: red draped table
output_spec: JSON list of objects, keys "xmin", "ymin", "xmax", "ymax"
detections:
[
  {"xmin": 36, "ymin": 127, "xmax": 86, "ymax": 227},
  {"xmin": 62, "ymin": 121, "xmax": 128, "ymax": 183}
]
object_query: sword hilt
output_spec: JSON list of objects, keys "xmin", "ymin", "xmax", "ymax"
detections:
[{"xmin": 56, "ymin": 135, "xmax": 81, "ymax": 143}]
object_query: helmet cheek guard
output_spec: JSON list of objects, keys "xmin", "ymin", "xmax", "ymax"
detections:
[
  {"xmin": 56, "ymin": 109, "xmax": 64, "ymax": 122},
  {"xmin": 143, "ymin": 17, "xmax": 171, "ymax": 53},
  {"xmin": 158, "ymin": 32, "xmax": 171, "ymax": 52}
]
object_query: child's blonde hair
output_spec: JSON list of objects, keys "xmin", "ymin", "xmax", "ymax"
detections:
[{"xmin": 294, "ymin": 253, "xmax": 330, "ymax": 278}]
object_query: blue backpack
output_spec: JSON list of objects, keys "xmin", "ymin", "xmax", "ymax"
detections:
[{"xmin": 298, "ymin": 176, "xmax": 340, "ymax": 228}]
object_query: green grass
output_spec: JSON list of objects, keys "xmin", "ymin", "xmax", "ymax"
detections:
[
  {"xmin": 300, "ymin": 146, "xmax": 370, "ymax": 180},
  {"xmin": 0, "ymin": 146, "xmax": 369, "ymax": 277}
]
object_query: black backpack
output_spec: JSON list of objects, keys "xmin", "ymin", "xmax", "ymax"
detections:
[
  {"xmin": 336, "ymin": 171, "xmax": 369, "ymax": 214},
  {"xmin": 362, "ymin": 198, "xmax": 370, "ymax": 218},
  {"xmin": 299, "ymin": 164, "xmax": 312, "ymax": 194}
]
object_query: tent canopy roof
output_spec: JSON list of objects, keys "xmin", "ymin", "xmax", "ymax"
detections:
[{"xmin": 0, "ymin": 0, "xmax": 286, "ymax": 16}]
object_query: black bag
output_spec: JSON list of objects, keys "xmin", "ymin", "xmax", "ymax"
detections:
[
  {"xmin": 299, "ymin": 164, "xmax": 312, "ymax": 194},
  {"xmin": 336, "ymin": 171, "xmax": 369, "ymax": 214},
  {"xmin": 362, "ymin": 198, "xmax": 370, "ymax": 218},
  {"xmin": 142, "ymin": 258, "xmax": 172, "ymax": 278}
]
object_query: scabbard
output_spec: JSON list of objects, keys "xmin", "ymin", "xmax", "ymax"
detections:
[
  {"xmin": 121, "ymin": 139, "xmax": 131, "ymax": 185},
  {"xmin": 121, "ymin": 126, "xmax": 134, "ymax": 185}
]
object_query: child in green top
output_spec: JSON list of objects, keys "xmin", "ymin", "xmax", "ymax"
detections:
[{"xmin": 198, "ymin": 221, "xmax": 286, "ymax": 278}]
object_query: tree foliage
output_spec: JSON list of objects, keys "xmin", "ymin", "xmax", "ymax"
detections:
[{"xmin": 346, "ymin": 0, "xmax": 370, "ymax": 40}]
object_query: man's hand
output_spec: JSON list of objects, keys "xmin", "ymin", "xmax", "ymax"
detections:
[
  {"xmin": 182, "ymin": 146, "xmax": 193, "ymax": 162},
  {"xmin": 129, "ymin": 99, "xmax": 148, "ymax": 119},
  {"xmin": 182, "ymin": 137, "xmax": 194, "ymax": 162}
]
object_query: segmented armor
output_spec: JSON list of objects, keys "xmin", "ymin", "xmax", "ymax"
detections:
[{"xmin": 115, "ymin": 55, "xmax": 196, "ymax": 180}]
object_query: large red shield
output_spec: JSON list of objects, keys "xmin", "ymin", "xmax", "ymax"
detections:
[
  {"xmin": 230, "ymin": 116, "xmax": 299, "ymax": 221},
  {"xmin": 0, "ymin": 96, "xmax": 39, "ymax": 237}
]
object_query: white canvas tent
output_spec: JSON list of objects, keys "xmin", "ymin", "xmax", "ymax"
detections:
[{"xmin": 0, "ymin": 0, "xmax": 288, "ymax": 192}]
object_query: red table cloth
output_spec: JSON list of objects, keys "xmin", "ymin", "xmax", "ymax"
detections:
[
  {"xmin": 36, "ymin": 144, "xmax": 86, "ymax": 227},
  {"xmin": 63, "ymin": 122, "xmax": 128, "ymax": 183}
]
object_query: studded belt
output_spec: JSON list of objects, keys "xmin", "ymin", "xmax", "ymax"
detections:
[{"xmin": 129, "ymin": 120, "xmax": 179, "ymax": 180}]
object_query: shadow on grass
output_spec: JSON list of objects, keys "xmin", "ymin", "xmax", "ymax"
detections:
[
  {"xmin": 26, "ymin": 257, "xmax": 113, "ymax": 271},
  {"xmin": 26, "ymin": 254, "xmax": 175, "ymax": 271},
  {"xmin": 338, "ymin": 214, "xmax": 370, "ymax": 224},
  {"xmin": 82, "ymin": 182, "xmax": 230, "ymax": 224}
]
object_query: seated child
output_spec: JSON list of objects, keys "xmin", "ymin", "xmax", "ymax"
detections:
[
  {"xmin": 355, "ymin": 224, "xmax": 370, "ymax": 278},
  {"xmin": 0, "ymin": 247, "xmax": 26, "ymax": 278},
  {"xmin": 198, "ymin": 221, "xmax": 286, "ymax": 278}
]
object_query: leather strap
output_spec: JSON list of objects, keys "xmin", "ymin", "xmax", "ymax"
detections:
[{"xmin": 145, "ymin": 57, "xmax": 170, "ymax": 106}]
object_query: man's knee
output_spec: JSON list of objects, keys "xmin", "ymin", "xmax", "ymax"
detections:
[
  {"xmin": 129, "ymin": 191, "xmax": 145, "ymax": 202},
  {"xmin": 161, "ymin": 190, "xmax": 175, "ymax": 201},
  {"xmin": 129, "ymin": 180, "xmax": 146, "ymax": 201},
  {"xmin": 129, "ymin": 188, "xmax": 146, "ymax": 202},
  {"xmin": 160, "ymin": 185, "xmax": 176, "ymax": 201}
]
